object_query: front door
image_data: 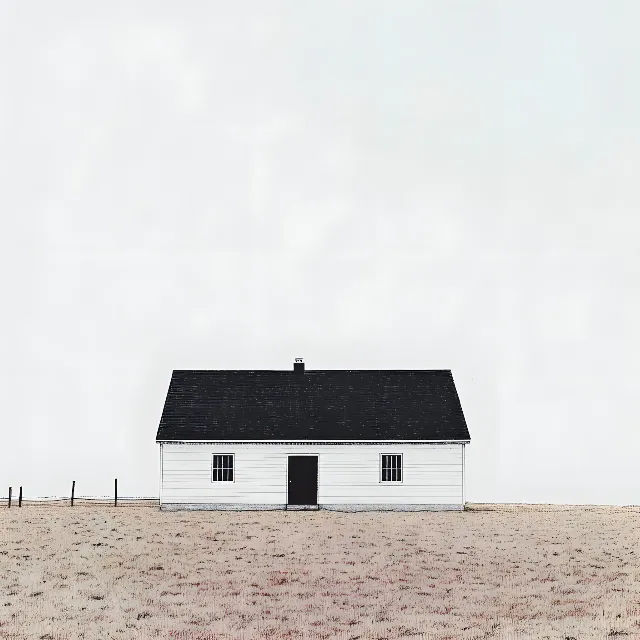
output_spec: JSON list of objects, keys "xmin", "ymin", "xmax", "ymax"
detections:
[{"xmin": 287, "ymin": 456, "xmax": 318, "ymax": 506}]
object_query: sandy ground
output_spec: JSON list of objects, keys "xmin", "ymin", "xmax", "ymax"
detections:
[{"xmin": 1, "ymin": 502, "xmax": 640, "ymax": 639}]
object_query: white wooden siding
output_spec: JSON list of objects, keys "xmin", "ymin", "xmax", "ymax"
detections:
[{"xmin": 160, "ymin": 443, "xmax": 463, "ymax": 507}]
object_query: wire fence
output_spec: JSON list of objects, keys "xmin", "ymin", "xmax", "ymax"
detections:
[
  {"xmin": 2, "ymin": 480, "xmax": 159, "ymax": 508},
  {"xmin": 1, "ymin": 496, "xmax": 159, "ymax": 507}
]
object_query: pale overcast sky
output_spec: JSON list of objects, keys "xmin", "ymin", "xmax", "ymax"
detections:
[{"xmin": 1, "ymin": 1, "xmax": 639, "ymax": 504}]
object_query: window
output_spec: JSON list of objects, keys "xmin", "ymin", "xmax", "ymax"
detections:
[
  {"xmin": 380, "ymin": 454, "xmax": 402, "ymax": 482},
  {"xmin": 212, "ymin": 454, "xmax": 234, "ymax": 482}
]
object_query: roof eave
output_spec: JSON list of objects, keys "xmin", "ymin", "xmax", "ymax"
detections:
[{"xmin": 155, "ymin": 438, "xmax": 471, "ymax": 443}]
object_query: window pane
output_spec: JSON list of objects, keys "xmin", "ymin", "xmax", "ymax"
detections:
[
  {"xmin": 213, "ymin": 455, "xmax": 236, "ymax": 480},
  {"xmin": 381, "ymin": 455, "xmax": 401, "ymax": 482}
]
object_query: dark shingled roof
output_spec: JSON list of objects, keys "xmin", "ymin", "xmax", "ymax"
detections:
[{"xmin": 156, "ymin": 369, "xmax": 470, "ymax": 442}]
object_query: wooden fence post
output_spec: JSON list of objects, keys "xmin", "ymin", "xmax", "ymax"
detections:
[
  {"xmin": 8, "ymin": 487, "xmax": 11, "ymax": 508},
  {"xmin": 18, "ymin": 487, "xmax": 22, "ymax": 507},
  {"xmin": 71, "ymin": 480, "xmax": 75, "ymax": 507},
  {"xmin": 114, "ymin": 478, "xmax": 117, "ymax": 507}
]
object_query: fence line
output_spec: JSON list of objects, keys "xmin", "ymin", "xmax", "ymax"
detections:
[
  {"xmin": 0, "ymin": 478, "xmax": 160, "ymax": 507},
  {"xmin": 2, "ymin": 479, "xmax": 159, "ymax": 507},
  {"xmin": 2, "ymin": 496, "xmax": 159, "ymax": 507},
  {"xmin": 1, "ymin": 496, "xmax": 159, "ymax": 501}
]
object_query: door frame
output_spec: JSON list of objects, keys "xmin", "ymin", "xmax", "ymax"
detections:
[{"xmin": 286, "ymin": 453, "xmax": 319, "ymax": 506}]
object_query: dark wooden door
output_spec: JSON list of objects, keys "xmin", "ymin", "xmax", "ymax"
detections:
[{"xmin": 287, "ymin": 456, "xmax": 318, "ymax": 506}]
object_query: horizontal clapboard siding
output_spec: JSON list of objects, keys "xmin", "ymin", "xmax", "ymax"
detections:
[{"xmin": 160, "ymin": 443, "xmax": 463, "ymax": 507}]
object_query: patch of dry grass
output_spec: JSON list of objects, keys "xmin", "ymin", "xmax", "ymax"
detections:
[{"xmin": 1, "ymin": 504, "xmax": 639, "ymax": 639}]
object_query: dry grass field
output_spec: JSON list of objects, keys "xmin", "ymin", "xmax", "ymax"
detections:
[{"xmin": 1, "ymin": 502, "xmax": 640, "ymax": 639}]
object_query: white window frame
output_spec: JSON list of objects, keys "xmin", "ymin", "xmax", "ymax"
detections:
[
  {"xmin": 211, "ymin": 453, "xmax": 235, "ymax": 483},
  {"xmin": 379, "ymin": 452, "xmax": 403, "ymax": 483}
]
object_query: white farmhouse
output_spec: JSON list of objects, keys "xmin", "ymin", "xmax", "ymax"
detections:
[{"xmin": 156, "ymin": 359, "xmax": 471, "ymax": 511}]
